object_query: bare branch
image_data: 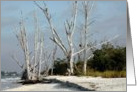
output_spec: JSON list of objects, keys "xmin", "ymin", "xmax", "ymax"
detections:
[
  {"xmin": 11, "ymin": 54, "xmax": 24, "ymax": 69},
  {"xmin": 34, "ymin": 1, "xmax": 44, "ymax": 10},
  {"xmin": 50, "ymin": 37, "xmax": 68, "ymax": 56},
  {"xmin": 73, "ymin": 35, "xmax": 119, "ymax": 56}
]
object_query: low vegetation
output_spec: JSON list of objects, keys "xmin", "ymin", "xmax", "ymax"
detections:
[{"xmin": 51, "ymin": 43, "xmax": 126, "ymax": 78}]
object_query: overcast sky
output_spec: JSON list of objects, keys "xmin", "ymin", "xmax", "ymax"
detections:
[{"xmin": 1, "ymin": 1, "xmax": 127, "ymax": 73}]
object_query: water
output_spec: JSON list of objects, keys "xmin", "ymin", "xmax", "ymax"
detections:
[{"xmin": 1, "ymin": 76, "xmax": 22, "ymax": 90}]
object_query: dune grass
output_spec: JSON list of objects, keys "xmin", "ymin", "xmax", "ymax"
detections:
[
  {"xmin": 76, "ymin": 69, "xmax": 126, "ymax": 78},
  {"xmin": 87, "ymin": 70, "xmax": 126, "ymax": 78}
]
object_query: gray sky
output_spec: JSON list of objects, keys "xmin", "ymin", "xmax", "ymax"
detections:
[{"xmin": 1, "ymin": 1, "xmax": 127, "ymax": 73}]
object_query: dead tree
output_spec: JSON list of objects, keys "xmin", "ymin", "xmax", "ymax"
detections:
[
  {"xmin": 51, "ymin": 45, "xmax": 57, "ymax": 75},
  {"xmin": 13, "ymin": 15, "xmax": 32, "ymax": 80},
  {"xmin": 42, "ymin": 49, "xmax": 52, "ymax": 76},
  {"xmin": 75, "ymin": 1, "xmax": 119, "ymax": 75},
  {"xmin": 12, "ymin": 12, "xmax": 49, "ymax": 81},
  {"xmin": 35, "ymin": 1, "xmax": 78, "ymax": 75},
  {"xmin": 81, "ymin": 1, "xmax": 95, "ymax": 75}
]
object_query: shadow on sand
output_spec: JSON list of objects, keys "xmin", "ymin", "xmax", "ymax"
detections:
[{"xmin": 18, "ymin": 78, "xmax": 95, "ymax": 91}]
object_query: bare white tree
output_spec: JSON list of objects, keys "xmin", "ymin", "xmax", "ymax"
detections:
[
  {"xmin": 35, "ymin": 1, "xmax": 78, "ymax": 75},
  {"xmin": 51, "ymin": 45, "xmax": 57, "ymax": 75},
  {"xmin": 81, "ymin": 1, "xmax": 95, "ymax": 75},
  {"xmin": 79, "ymin": 1, "xmax": 120, "ymax": 75},
  {"xmin": 12, "ymin": 12, "xmax": 50, "ymax": 81},
  {"xmin": 13, "ymin": 15, "xmax": 32, "ymax": 80}
]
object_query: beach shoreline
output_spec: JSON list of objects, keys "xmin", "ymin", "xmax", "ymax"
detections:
[{"xmin": 3, "ymin": 76, "xmax": 126, "ymax": 91}]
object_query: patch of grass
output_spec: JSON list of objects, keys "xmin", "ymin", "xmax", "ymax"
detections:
[
  {"xmin": 101, "ymin": 71, "xmax": 126, "ymax": 78},
  {"xmin": 77, "ymin": 69, "xmax": 126, "ymax": 78}
]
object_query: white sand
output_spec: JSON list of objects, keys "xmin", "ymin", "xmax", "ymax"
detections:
[
  {"xmin": 4, "ymin": 76, "xmax": 126, "ymax": 91},
  {"xmin": 46, "ymin": 76, "xmax": 126, "ymax": 91},
  {"xmin": 4, "ymin": 83, "xmax": 79, "ymax": 91}
]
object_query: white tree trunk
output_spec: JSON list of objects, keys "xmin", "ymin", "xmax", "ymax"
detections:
[
  {"xmin": 82, "ymin": 1, "xmax": 94, "ymax": 75},
  {"xmin": 51, "ymin": 45, "xmax": 57, "ymax": 75},
  {"xmin": 69, "ymin": 49, "xmax": 74, "ymax": 74}
]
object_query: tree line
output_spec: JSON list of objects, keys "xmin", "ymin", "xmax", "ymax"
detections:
[{"xmin": 52, "ymin": 42, "xmax": 126, "ymax": 77}]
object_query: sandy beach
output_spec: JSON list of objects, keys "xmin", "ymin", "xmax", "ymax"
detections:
[
  {"xmin": 4, "ymin": 83, "xmax": 80, "ymax": 91},
  {"xmin": 4, "ymin": 76, "xmax": 126, "ymax": 91}
]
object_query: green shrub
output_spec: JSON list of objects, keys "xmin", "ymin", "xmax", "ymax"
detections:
[
  {"xmin": 87, "ymin": 43, "xmax": 126, "ymax": 72},
  {"xmin": 52, "ymin": 58, "xmax": 71, "ymax": 75}
]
